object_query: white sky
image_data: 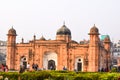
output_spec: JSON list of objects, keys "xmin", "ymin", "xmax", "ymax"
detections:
[{"xmin": 0, "ymin": 0, "xmax": 120, "ymax": 42}]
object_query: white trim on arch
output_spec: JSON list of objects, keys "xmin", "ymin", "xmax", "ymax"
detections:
[
  {"xmin": 43, "ymin": 52, "xmax": 57, "ymax": 70},
  {"xmin": 20, "ymin": 56, "xmax": 27, "ymax": 69}
]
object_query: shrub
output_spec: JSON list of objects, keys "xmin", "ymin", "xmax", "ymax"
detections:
[
  {"xmin": 74, "ymin": 75, "xmax": 92, "ymax": 80},
  {"xmin": 20, "ymin": 71, "xmax": 51, "ymax": 80},
  {"xmin": 1, "ymin": 71, "xmax": 120, "ymax": 80},
  {"xmin": 111, "ymin": 67, "xmax": 117, "ymax": 72},
  {"xmin": 0, "ymin": 72, "xmax": 19, "ymax": 80}
]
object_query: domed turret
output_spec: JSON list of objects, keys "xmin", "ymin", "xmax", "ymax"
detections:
[
  {"xmin": 104, "ymin": 35, "xmax": 111, "ymax": 43},
  {"xmin": 8, "ymin": 27, "xmax": 17, "ymax": 36},
  {"xmin": 56, "ymin": 24, "xmax": 71, "ymax": 35},
  {"xmin": 89, "ymin": 24, "xmax": 99, "ymax": 35},
  {"xmin": 40, "ymin": 36, "xmax": 46, "ymax": 41},
  {"xmin": 103, "ymin": 35, "xmax": 111, "ymax": 53}
]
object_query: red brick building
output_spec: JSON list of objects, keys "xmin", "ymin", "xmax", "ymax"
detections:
[{"xmin": 6, "ymin": 24, "xmax": 111, "ymax": 72}]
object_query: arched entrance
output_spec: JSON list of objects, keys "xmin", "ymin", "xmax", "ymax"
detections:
[
  {"xmin": 48, "ymin": 60, "xmax": 56, "ymax": 70},
  {"xmin": 43, "ymin": 52, "xmax": 57, "ymax": 70},
  {"xmin": 20, "ymin": 56, "xmax": 27, "ymax": 69},
  {"xmin": 75, "ymin": 57, "xmax": 83, "ymax": 71}
]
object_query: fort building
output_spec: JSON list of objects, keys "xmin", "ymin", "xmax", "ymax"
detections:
[{"xmin": 6, "ymin": 24, "xmax": 111, "ymax": 72}]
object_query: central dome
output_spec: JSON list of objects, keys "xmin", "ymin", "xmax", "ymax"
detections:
[{"xmin": 56, "ymin": 24, "xmax": 71, "ymax": 35}]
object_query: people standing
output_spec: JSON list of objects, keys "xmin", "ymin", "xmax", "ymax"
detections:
[
  {"xmin": 19, "ymin": 65, "xmax": 25, "ymax": 73},
  {"xmin": 27, "ymin": 63, "xmax": 30, "ymax": 71},
  {"xmin": 63, "ymin": 66, "xmax": 67, "ymax": 71},
  {"xmin": 32, "ymin": 63, "xmax": 38, "ymax": 71},
  {"xmin": 35, "ymin": 64, "xmax": 38, "ymax": 71},
  {"xmin": 50, "ymin": 66, "xmax": 52, "ymax": 70},
  {"xmin": 1, "ymin": 64, "xmax": 5, "ymax": 72},
  {"xmin": 4, "ymin": 65, "xmax": 8, "ymax": 72}
]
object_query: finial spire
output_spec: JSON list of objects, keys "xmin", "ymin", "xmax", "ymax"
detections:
[
  {"xmin": 33, "ymin": 33, "xmax": 36, "ymax": 40},
  {"xmin": 12, "ymin": 25, "xmax": 13, "ymax": 29},
  {"xmin": 63, "ymin": 21, "xmax": 65, "ymax": 25},
  {"xmin": 22, "ymin": 37, "xmax": 24, "ymax": 43}
]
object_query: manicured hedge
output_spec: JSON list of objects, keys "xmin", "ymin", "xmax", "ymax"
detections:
[
  {"xmin": 0, "ymin": 71, "xmax": 120, "ymax": 80},
  {"xmin": 0, "ymin": 72, "xmax": 19, "ymax": 80}
]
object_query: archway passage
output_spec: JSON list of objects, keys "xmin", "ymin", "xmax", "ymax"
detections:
[
  {"xmin": 20, "ymin": 56, "xmax": 27, "ymax": 69},
  {"xmin": 43, "ymin": 52, "xmax": 57, "ymax": 70},
  {"xmin": 48, "ymin": 60, "xmax": 56, "ymax": 70}
]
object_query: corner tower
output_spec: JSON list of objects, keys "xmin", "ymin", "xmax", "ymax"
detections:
[
  {"xmin": 103, "ymin": 35, "xmax": 111, "ymax": 71},
  {"xmin": 56, "ymin": 23, "xmax": 71, "ymax": 42},
  {"xmin": 88, "ymin": 24, "xmax": 100, "ymax": 72},
  {"xmin": 7, "ymin": 27, "xmax": 17, "ymax": 70}
]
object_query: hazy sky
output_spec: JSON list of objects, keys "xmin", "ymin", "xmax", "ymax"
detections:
[{"xmin": 0, "ymin": 0, "xmax": 120, "ymax": 42}]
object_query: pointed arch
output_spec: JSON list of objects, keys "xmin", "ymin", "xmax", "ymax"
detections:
[{"xmin": 20, "ymin": 56, "xmax": 27, "ymax": 69}]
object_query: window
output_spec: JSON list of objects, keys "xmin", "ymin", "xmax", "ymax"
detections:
[
  {"xmin": 78, "ymin": 59, "xmax": 81, "ymax": 61},
  {"xmin": 24, "ymin": 58, "xmax": 26, "ymax": 60}
]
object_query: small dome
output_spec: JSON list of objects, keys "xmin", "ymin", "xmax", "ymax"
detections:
[
  {"xmin": 89, "ymin": 24, "xmax": 99, "ymax": 35},
  {"xmin": 70, "ymin": 40, "xmax": 78, "ymax": 44},
  {"xmin": 56, "ymin": 24, "xmax": 71, "ymax": 35},
  {"xmin": 40, "ymin": 36, "xmax": 46, "ymax": 40},
  {"xmin": 8, "ymin": 27, "xmax": 17, "ymax": 36},
  {"xmin": 104, "ymin": 35, "xmax": 111, "ymax": 43}
]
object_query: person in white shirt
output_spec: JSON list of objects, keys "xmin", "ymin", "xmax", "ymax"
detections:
[{"xmin": 27, "ymin": 63, "xmax": 30, "ymax": 71}]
